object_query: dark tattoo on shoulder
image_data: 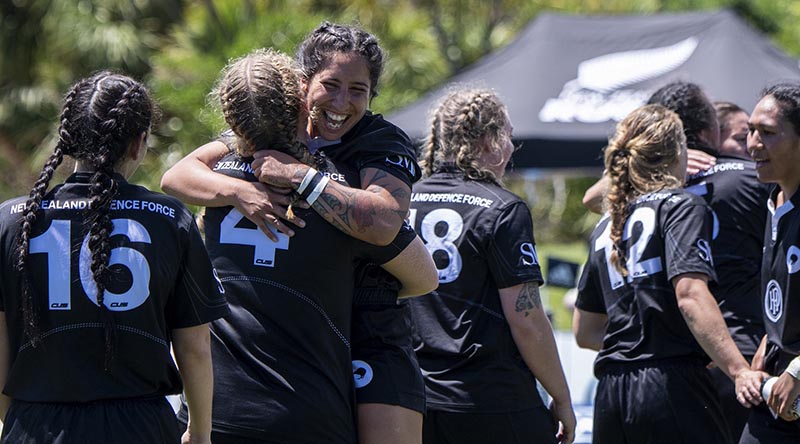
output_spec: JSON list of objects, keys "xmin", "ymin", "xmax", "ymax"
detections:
[{"xmin": 515, "ymin": 282, "xmax": 541, "ymax": 316}]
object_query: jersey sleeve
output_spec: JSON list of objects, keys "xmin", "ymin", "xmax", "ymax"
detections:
[
  {"xmin": 166, "ymin": 214, "xmax": 229, "ymax": 329},
  {"xmin": 345, "ymin": 115, "xmax": 422, "ymax": 186},
  {"xmin": 358, "ymin": 151, "xmax": 421, "ymax": 188},
  {"xmin": 663, "ymin": 196, "xmax": 717, "ymax": 282},
  {"xmin": 486, "ymin": 201, "xmax": 543, "ymax": 289},
  {"xmin": 575, "ymin": 256, "xmax": 607, "ymax": 314}
]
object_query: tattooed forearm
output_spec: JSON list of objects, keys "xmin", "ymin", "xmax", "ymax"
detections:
[
  {"xmin": 515, "ymin": 282, "xmax": 542, "ymax": 316},
  {"xmin": 315, "ymin": 184, "xmax": 358, "ymax": 233},
  {"xmin": 307, "ymin": 171, "xmax": 410, "ymax": 243}
]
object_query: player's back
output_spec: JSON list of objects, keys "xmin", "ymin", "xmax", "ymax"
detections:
[
  {"xmin": 409, "ymin": 167, "xmax": 544, "ymax": 412},
  {"xmin": 578, "ymin": 189, "xmax": 716, "ymax": 375},
  {"xmin": 201, "ymin": 151, "xmax": 400, "ymax": 443},
  {"xmin": 0, "ymin": 172, "xmax": 226, "ymax": 402},
  {"xmin": 685, "ymin": 156, "xmax": 769, "ymax": 354}
]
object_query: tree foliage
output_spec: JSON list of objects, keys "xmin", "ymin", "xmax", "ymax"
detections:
[{"xmin": 3, "ymin": 0, "xmax": 800, "ymax": 242}]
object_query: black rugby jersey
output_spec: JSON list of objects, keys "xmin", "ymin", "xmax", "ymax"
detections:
[
  {"xmin": 199, "ymin": 151, "xmax": 408, "ymax": 443},
  {"xmin": 321, "ymin": 111, "xmax": 421, "ymax": 187},
  {"xmin": 0, "ymin": 173, "xmax": 228, "ymax": 403},
  {"xmin": 761, "ymin": 188, "xmax": 800, "ymax": 370},
  {"xmin": 576, "ymin": 189, "xmax": 717, "ymax": 376},
  {"xmin": 407, "ymin": 167, "xmax": 544, "ymax": 413},
  {"xmin": 685, "ymin": 156, "xmax": 769, "ymax": 356}
]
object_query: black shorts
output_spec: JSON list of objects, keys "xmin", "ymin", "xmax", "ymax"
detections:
[
  {"xmin": 422, "ymin": 406, "xmax": 557, "ymax": 444},
  {"xmin": 1, "ymin": 397, "xmax": 180, "ymax": 444},
  {"xmin": 594, "ymin": 360, "xmax": 731, "ymax": 444},
  {"xmin": 350, "ymin": 300, "xmax": 426, "ymax": 413},
  {"xmin": 709, "ymin": 359, "xmax": 751, "ymax": 441}
]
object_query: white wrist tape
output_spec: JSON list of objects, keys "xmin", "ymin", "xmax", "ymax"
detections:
[
  {"xmin": 306, "ymin": 175, "xmax": 330, "ymax": 206},
  {"xmin": 297, "ymin": 167, "xmax": 318, "ymax": 195}
]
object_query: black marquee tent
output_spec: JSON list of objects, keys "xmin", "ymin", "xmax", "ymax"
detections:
[{"xmin": 388, "ymin": 9, "xmax": 800, "ymax": 171}]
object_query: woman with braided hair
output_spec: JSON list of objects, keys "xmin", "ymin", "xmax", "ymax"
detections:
[
  {"xmin": 181, "ymin": 48, "xmax": 434, "ymax": 444},
  {"xmin": 573, "ymin": 104, "xmax": 765, "ymax": 444},
  {"xmin": 406, "ymin": 87, "xmax": 575, "ymax": 444},
  {"xmin": 0, "ymin": 72, "xmax": 228, "ymax": 443},
  {"xmin": 162, "ymin": 21, "xmax": 437, "ymax": 444}
]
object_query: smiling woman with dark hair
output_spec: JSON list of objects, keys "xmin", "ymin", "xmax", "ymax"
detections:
[{"xmin": 741, "ymin": 83, "xmax": 800, "ymax": 444}]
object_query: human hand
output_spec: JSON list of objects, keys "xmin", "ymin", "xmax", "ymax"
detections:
[
  {"xmin": 766, "ymin": 373, "xmax": 800, "ymax": 421},
  {"xmin": 735, "ymin": 369, "xmax": 769, "ymax": 407},
  {"xmin": 550, "ymin": 399, "xmax": 576, "ymax": 444},
  {"xmin": 251, "ymin": 150, "xmax": 307, "ymax": 189},
  {"xmin": 232, "ymin": 180, "xmax": 307, "ymax": 241},
  {"xmin": 686, "ymin": 149, "xmax": 716, "ymax": 175}
]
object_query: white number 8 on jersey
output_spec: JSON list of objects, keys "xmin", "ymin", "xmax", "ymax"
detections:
[{"xmin": 411, "ymin": 208, "xmax": 464, "ymax": 284}]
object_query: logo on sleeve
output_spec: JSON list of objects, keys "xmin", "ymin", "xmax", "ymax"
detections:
[
  {"xmin": 352, "ymin": 360, "xmax": 374, "ymax": 388},
  {"xmin": 696, "ymin": 239, "xmax": 713, "ymax": 266},
  {"xmin": 385, "ymin": 155, "xmax": 417, "ymax": 177},
  {"xmin": 212, "ymin": 268, "xmax": 226, "ymax": 294},
  {"xmin": 520, "ymin": 243, "xmax": 539, "ymax": 266},
  {"xmin": 787, "ymin": 245, "xmax": 800, "ymax": 274},
  {"xmin": 765, "ymin": 279, "xmax": 783, "ymax": 323}
]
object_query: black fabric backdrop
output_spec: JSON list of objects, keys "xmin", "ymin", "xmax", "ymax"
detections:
[{"xmin": 388, "ymin": 9, "xmax": 800, "ymax": 169}]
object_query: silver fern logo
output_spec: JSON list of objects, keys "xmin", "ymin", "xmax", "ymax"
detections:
[{"xmin": 539, "ymin": 37, "xmax": 699, "ymax": 123}]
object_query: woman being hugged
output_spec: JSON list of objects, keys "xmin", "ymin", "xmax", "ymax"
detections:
[
  {"xmin": 573, "ymin": 104, "xmax": 765, "ymax": 444},
  {"xmin": 741, "ymin": 83, "xmax": 800, "ymax": 443},
  {"xmin": 0, "ymin": 72, "xmax": 228, "ymax": 444},
  {"xmin": 162, "ymin": 22, "xmax": 436, "ymax": 444},
  {"xmin": 408, "ymin": 87, "xmax": 575, "ymax": 444},
  {"xmin": 181, "ymin": 48, "xmax": 431, "ymax": 444}
]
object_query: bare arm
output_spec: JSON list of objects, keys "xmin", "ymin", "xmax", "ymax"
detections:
[
  {"xmin": 572, "ymin": 308, "xmax": 607, "ymax": 351},
  {"xmin": 251, "ymin": 150, "xmax": 410, "ymax": 246},
  {"xmin": 380, "ymin": 236, "xmax": 438, "ymax": 298},
  {"xmin": 673, "ymin": 273, "xmax": 767, "ymax": 406},
  {"xmin": 0, "ymin": 314, "xmax": 10, "ymax": 421},
  {"xmin": 499, "ymin": 282, "xmax": 576, "ymax": 444},
  {"xmin": 751, "ymin": 334, "xmax": 768, "ymax": 371},
  {"xmin": 582, "ymin": 175, "xmax": 608, "ymax": 215},
  {"xmin": 160, "ymin": 141, "xmax": 302, "ymax": 241},
  {"xmin": 172, "ymin": 324, "xmax": 214, "ymax": 444}
]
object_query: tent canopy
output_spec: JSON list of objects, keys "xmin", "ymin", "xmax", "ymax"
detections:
[{"xmin": 387, "ymin": 9, "xmax": 800, "ymax": 170}]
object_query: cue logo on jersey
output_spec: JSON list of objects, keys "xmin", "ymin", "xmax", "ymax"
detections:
[
  {"xmin": 352, "ymin": 360, "xmax": 374, "ymax": 388},
  {"xmin": 787, "ymin": 245, "xmax": 800, "ymax": 274},
  {"xmin": 765, "ymin": 279, "xmax": 783, "ymax": 323}
]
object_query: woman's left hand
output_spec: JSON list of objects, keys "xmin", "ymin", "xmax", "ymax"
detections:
[
  {"xmin": 251, "ymin": 150, "xmax": 307, "ymax": 189},
  {"xmin": 766, "ymin": 372, "xmax": 800, "ymax": 421}
]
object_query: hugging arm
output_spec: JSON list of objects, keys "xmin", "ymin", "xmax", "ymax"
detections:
[{"xmin": 160, "ymin": 141, "xmax": 304, "ymax": 241}]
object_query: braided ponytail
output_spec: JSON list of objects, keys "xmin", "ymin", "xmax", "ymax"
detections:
[
  {"xmin": 15, "ymin": 71, "xmax": 154, "ymax": 370},
  {"xmin": 215, "ymin": 49, "xmax": 325, "ymax": 217},
  {"xmin": 423, "ymin": 88, "xmax": 509, "ymax": 183},
  {"xmin": 604, "ymin": 104, "xmax": 686, "ymax": 275},
  {"xmin": 15, "ymin": 76, "xmax": 91, "ymax": 344}
]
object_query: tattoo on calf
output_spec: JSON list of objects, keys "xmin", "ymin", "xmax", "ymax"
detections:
[{"xmin": 515, "ymin": 282, "xmax": 541, "ymax": 316}]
